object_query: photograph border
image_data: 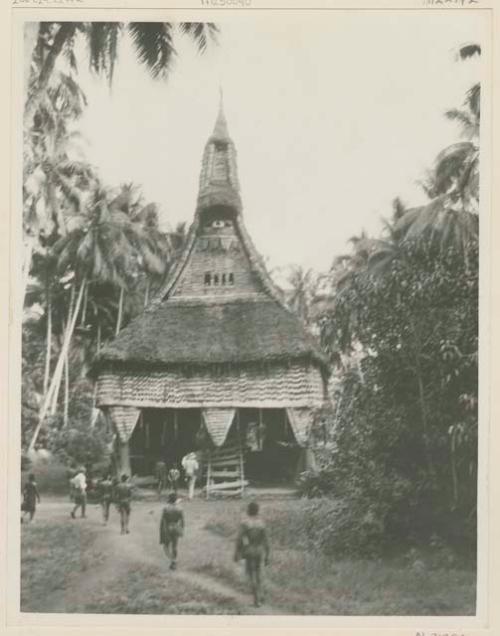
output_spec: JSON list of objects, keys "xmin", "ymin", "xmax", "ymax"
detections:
[{"xmin": 2, "ymin": 1, "xmax": 498, "ymax": 634}]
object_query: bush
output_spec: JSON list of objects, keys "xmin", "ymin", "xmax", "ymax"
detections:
[
  {"xmin": 271, "ymin": 496, "xmax": 387, "ymax": 557},
  {"xmin": 297, "ymin": 468, "xmax": 337, "ymax": 498},
  {"xmin": 48, "ymin": 423, "xmax": 111, "ymax": 474}
]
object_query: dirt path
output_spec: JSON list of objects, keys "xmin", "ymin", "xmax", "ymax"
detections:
[{"xmin": 32, "ymin": 497, "xmax": 282, "ymax": 615}]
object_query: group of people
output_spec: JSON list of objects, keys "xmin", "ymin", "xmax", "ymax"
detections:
[
  {"xmin": 156, "ymin": 452, "xmax": 200, "ymax": 500},
  {"xmin": 69, "ymin": 468, "xmax": 133, "ymax": 534},
  {"xmin": 21, "ymin": 455, "xmax": 271, "ymax": 607}
]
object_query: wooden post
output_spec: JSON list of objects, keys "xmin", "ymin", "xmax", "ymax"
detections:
[
  {"xmin": 118, "ymin": 439, "xmax": 132, "ymax": 477},
  {"xmin": 237, "ymin": 409, "xmax": 245, "ymax": 496},
  {"xmin": 206, "ymin": 456, "xmax": 211, "ymax": 500},
  {"xmin": 258, "ymin": 408, "xmax": 263, "ymax": 451},
  {"xmin": 145, "ymin": 415, "xmax": 150, "ymax": 449}
]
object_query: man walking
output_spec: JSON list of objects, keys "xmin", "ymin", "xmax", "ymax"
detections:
[
  {"xmin": 181, "ymin": 452, "xmax": 199, "ymax": 500},
  {"xmin": 167, "ymin": 464, "xmax": 181, "ymax": 495},
  {"xmin": 114, "ymin": 474, "xmax": 132, "ymax": 535},
  {"xmin": 70, "ymin": 468, "xmax": 87, "ymax": 519},
  {"xmin": 155, "ymin": 459, "xmax": 167, "ymax": 495},
  {"xmin": 96, "ymin": 473, "xmax": 113, "ymax": 524},
  {"xmin": 234, "ymin": 501, "xmax": 270, "ymax": 607},
  {"xmin": 21, "ymin": 473, "xmax": 41, "ymax": 523},
  {"xmin": 159, "ymin": 492, "xmax": 185, "ymax": 570}
]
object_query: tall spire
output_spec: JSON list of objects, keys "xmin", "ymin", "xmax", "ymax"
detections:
[
  {"xmin": 212, "ymin": 87, "xmax": 229, "ymax": 140},
  {"xmin": 197, "ymin": 93, "xmax": 241, "ymax": 215}
]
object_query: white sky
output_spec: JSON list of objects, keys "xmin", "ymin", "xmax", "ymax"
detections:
[{"xmin": 76, "ymin": 12, "xmax": 485, "ymax": 274}]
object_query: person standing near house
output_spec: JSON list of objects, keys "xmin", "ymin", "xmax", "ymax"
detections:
[
  {"xmin": 167, "ymin": 464, "xmax": 181, "ymax": 495},
  {"xmin": 96, "ymin": 473, "xmax": 114, "ymax": 524},
  {"xmin": 159, "ymin": 492, "xmax": 185, "ymax": 570},
  {"xmin": 155, "ymin": 459, "xmax": 167, "ymax": 495},
  {"xmin": 21, "ymin": 473, "xmax": 41, "ymax": 523},
  {"xmin": 234, "ymin": 501, "xmax": 270, "ymax": 607},
  {"xmin": 114, "ymin": 474, "xmax": 132, "ymax": 535},
  {"xmin": 70, "ymin": 468, "xmax": 87, "ymax": 519},
  {"xmin": 181, "ymin": 452, "xmax": 199, "ymax": 500}
]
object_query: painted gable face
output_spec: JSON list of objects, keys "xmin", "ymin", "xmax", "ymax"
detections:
[{"xmin": 171, "ymin": 219, "xmax": 262, "ymax": 298}]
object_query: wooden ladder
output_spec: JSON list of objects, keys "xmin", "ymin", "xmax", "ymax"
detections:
[{"xmin": 203, "ymin": 443, "xmax": 247, "ymax": 499}]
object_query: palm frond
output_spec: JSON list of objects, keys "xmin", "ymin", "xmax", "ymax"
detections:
[
  {"xmin": 178, "ymin": 22, "xmax": 219, "ymax": 53},
  {"xmin": 87, "ymin": 22, "xmax": 122, "ymax": 82},
  {"xmin": 128, "ymin": 23, "xmax": 175, "ymax": 80},
  {"xmin": 458, "ymin": 43, "xmax": 481, "ymax": 60}
]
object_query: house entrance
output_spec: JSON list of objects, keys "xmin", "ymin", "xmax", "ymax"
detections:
[
  {"xmin": 238, "ymin": 408, "xmax": 302, "ymax": 485},
  {"xmin": 129, "ymin": 408, "xmax": 201, "ymax": 477}
]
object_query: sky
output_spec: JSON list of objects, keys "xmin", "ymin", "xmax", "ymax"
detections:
[{"xmin": 75, "ymin": 11, "xmax": 486, "ymax": 274}]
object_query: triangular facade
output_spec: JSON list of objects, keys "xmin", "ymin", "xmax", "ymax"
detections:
[{"xmin": 93, "ymin": 104, "xmax": 329, "ymax": 485}]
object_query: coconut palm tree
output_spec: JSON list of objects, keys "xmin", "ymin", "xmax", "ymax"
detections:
[
  {"xmin": 25, "ymin": 22, "xmax": 218, "ymax": 119},
  {"xmin": 396, "ymin": 45, "xmax": 480, "ymax": 255},
  {"xmin": 28, "ymin": 185, "xmax": 141, "ymax": 451},
  {"xmin": 285, "ymin": 266, "xmax": 320, "ymax": 329},
  {"xmin": 23, "ymin": 70, "xmax": 93, "ymax": 304}
]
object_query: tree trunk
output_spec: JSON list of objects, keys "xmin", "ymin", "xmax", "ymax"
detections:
[
  {"xmin": 118, "ymin": 440, "xmax": 131, "ymax": 477},
  {"xmin": 63, "ymin": 347, "xmax": 69, "ymax": 428},
  {"xmin": 25, "ymin": 23, "xmax": 76, "ymax": 124},
  {"xmin": 96, "ymin": 322, "xmax": 102, "ymax": 353},
  {"xmin": 22, "ymin": 237, "xmax": 35, "ymax": 306},
  {"xmin": 50, "ymin": 286, "xmax": 75, "ymax": 412},
  {"xmin": 450, "ymin": 427, "xmax": 458, "ymax": 510},
  {"xmin": 28, "ymin": 278, "xmax": 86, "ymax": 452},
  {"xmin": 144, "ymin": 278, "xmax": 150, "ymax": 308},
  {"xmin": 48, "ymin": 181, "xmax": 66, "ymax": 237},
  {"xmin": 24, "ymin": 23, "xmax": 39, "ymax": 102},
  {"xmin": 410, "ymin": 318, "xmax": 436, "ymax": 480},
  {"xmin": 116, "ymin": 286, "xmax": 124, "ymax": 335},
  {"xmin": 43, "ymin": 291, "xmax": 52, "ymax": 395},
  {"xmin": 81, "ymin": 281, "xmax": 89, "ymax": 326}
]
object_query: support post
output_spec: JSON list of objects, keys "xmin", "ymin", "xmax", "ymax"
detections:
[
  {"xmin": 118, "ymin": 439, "xmax": 132, "ymax": 477},
  {"xmin": 237, "ymin": 409, "xmax": 245, "ymax": 496}
]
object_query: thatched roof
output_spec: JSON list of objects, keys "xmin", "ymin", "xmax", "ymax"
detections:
[
  {"xmin": 93, "ymin": 297, "xmax": 328, "ymax": 372},
  {"xmin": 93, "ymin": 103, "xmax": 330, "ymax": 380}
]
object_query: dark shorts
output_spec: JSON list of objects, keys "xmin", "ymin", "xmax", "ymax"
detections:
[
  {"xmin": 245, "ymin": 555, "xmax": 263, "ymax": 576},
  {"xmin": 74, "ymin": 492, "xmax": 87, "ymax": 505},
  {"xmin": 118, "ymin": 502, "xmax": 131, "ymax": 514}
]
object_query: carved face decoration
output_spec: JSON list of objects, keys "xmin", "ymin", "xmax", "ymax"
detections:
[{"xmin": 210, "ymin": 219, "xmax": 232, "ymax": 230}]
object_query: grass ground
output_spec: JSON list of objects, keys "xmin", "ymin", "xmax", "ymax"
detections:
[{"xmin": 21, "ymin": 496, "xmax": 476, "ymax": 615}]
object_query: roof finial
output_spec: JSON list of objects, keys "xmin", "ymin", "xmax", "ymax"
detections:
[{"xmin": 212, "ymin": 87, "xmax": 229, "ymax": 140}]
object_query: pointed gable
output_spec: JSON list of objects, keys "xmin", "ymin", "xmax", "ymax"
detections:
[{"xmin": 94, "ymin": 101, "xmax": 329, "ymax": 380}]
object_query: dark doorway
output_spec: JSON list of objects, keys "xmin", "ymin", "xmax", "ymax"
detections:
[
  {"xmin": 129, "ymin": 408, "xmax": 202, "ymax": 476},
  {"xmin": 238, "ymin": 408, "xmax": 301, "ymax": 485}
]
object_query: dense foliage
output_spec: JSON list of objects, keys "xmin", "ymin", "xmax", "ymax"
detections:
[
  {"xmin": 22, "ymin": 23, "xmax": 209, "ymax": 461},
  {"xmin": 300, "ymin": 47, "xmax": 481, "ymax": 554}
]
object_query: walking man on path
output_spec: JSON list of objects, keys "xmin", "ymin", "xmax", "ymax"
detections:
[
  {"xmin": 160, "ymin": 492, "xmax": 185, "ymax": 570},
  {"xmin": 155, "ymin": 460, "xmax": 167, "ymax": 495},
  {"xmin": 114, "ymin": 474, "xmax": 132, "ymax": 535},
  {"xmin": 70, "ymin": 468, "xmax": 87, "ymax": 519},
  {"xmin": 234, "ymin": 501, "xmax": 270, "ymax": 607},
  {"xmin": 96, "ymin": 473, "xmax": 113, "ymax": 524},
  {"xmin": 181, "ymin": 452, "xmax": 199, "ymax": 500},
  {"xmin": 167, "ymin": 464, "xmax": 181, "ymax": 495},
  {"xmin": 21, "ymin": 473, "xmax": 41, "ymax": 523}
]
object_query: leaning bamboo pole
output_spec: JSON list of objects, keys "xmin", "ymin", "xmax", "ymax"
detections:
[
  {"xmin": 28, "ymin": 279, "xmax": 86, "ymax": 452},
  {"xmin": 42, "ymin": 291, "xmax": 52, "ymax": 396},
  {"xmin": 115, "ymin": 286, "xmax": 124, "ymax": 335}
]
